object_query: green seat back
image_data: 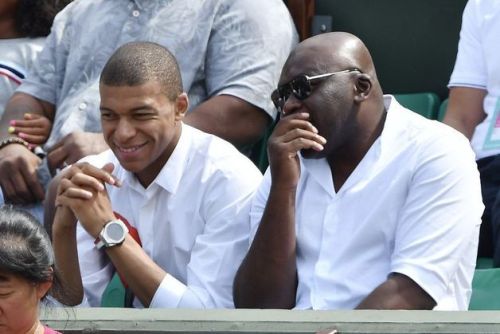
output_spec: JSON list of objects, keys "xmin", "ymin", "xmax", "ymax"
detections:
[
  {"xmin": 101, "ymin": 273, "xmax": 126, "ymax": 307},
  {"xmin": 249, "ymin": 121, "xmax": 277, "ymax": 173},
  {"xmin": 394, "ymin": 92, "xmax": 440, "ymax": 119},
  {"xmin": 438, "ymin": 98, "xmax": 449, "ymax": 122},
  {"xmin": 469, "ymin": 267, "xmax": 500, "ymax": 310}
]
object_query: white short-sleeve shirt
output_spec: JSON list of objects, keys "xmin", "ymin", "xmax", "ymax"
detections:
[
  {"xmin": 0, "ymin": 37, "xmax": 45, "ymax": 117},
  {"xmin": 76, "ymin": 123, "xmax": 262, "ymax": 308},
  {"xmin": 250, "ymin": 96, "xmax": 483, "ymax": 310},
  {"xmin": 448, "ymin": 0, "xmax": 500, "ymax": 159}
]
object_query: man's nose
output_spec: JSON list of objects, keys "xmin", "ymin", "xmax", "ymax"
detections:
[
  {"xmin": 114, "ymin": 119, "xmax": 136, "ymax": 141},
  {"xmin": 281, "ymin": 94, "xmax": 303, "ymax": 117}
]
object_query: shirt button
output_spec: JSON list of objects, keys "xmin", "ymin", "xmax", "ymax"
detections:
[
  {"xmin": 78, "ymin": 102, "xmax": 87, "ymax": 110},
  {"xmin": 132, "ymin": 10, "xmax": 140, "ymax": 17}
]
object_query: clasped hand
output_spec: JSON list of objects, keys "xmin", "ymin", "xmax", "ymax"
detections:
[{"xmin": 55, "ymin": 162, "xmax": 121, "ymax": 238}]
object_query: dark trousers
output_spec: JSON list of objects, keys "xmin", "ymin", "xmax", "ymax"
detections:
[{"xmin": 478, "ymin": 155, "xmax": 500, "ymax": 266}]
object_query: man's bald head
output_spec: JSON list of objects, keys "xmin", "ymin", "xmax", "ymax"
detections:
[
  {"xmin": 285, "ymin": 32, "xmax": 378, "ymax": 82},
  {"xmin": 100, "ymin": 41, "xmax": 183, "ymax": 101}
]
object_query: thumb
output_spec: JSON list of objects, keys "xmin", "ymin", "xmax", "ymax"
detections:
[
  {"xmin": 102, "ymin": 162, "xmax": 115, "ymax": 174},
  {"xmin": 101, "ymin": 162, "xmax": 122, "ymax": 187}
]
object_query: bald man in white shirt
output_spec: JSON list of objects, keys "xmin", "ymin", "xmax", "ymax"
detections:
[{"xmin": 234, "ymin": 32, "xmax": 483, "ymax": 311}]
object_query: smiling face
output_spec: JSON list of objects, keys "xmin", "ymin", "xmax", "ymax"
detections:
[
  {"xmin": 0, "ymin": 270, "xmax": 51, "ymax": 334},
  {"xmin": 100, "ymin": 81, "xmax": 187, "ymax": 187}
]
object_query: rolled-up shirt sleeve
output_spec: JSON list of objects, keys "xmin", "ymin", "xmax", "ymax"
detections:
[{"xmin": 390, "ymin": 131, "xmax": 483, "ymax": 309}]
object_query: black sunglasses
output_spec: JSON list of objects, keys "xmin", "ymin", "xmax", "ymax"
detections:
[{"xmin": 271, "ymin": 68, "xmax": 361, "ymax": 114}]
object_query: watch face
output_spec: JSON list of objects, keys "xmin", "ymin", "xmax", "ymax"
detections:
[{"xmin": 107, "ymin": 223, "xmax": 124, "ymax": 241}]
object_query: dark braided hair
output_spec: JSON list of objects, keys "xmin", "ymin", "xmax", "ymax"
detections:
[{"xmin": 14, "ymin": 0, "xmax": 72, "ymax": 38}]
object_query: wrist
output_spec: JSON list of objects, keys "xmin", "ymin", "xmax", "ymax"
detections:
[
  {"xmin": 0, "ymin": 136, "xmax": 29, "ymax": 151},
  {"xmin": 94, "ymin": 219, "xmax": 129, "ymax": 250}
]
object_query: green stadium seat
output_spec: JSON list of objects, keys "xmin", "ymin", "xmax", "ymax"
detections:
[
  {"xmin": 101, "ymin": 273, "xmax": 126, "ymax": 307},
  {"xmin": 394, "ymin": 92, "xmax": 440, "ymax": 120},
  {"xmin": 469, "ymin": 267, "xmax": 500, "ymax": 310},
  {"xmin": 438, "ymin": 98, "xmax": 449, "ymax": 121},
  {"xmin": 476, "ymin": 257, "xmax": 494, "ymax": 269},
  {"xmin": 249, "ymin": 121, "xmax": 277, "ymax": 173}
]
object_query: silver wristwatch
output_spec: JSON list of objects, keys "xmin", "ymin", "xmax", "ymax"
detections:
[{"xmin": 95, "ymin": 219, "xmax": 129, "ymax": 250}]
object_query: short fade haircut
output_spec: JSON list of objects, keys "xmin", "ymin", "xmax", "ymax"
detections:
[{"xmin": 100, "ymin": 41, "xmax": 183, "ymax": 101}]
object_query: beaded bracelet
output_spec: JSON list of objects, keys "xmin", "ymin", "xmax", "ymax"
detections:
[{"xmin": 0, "ymin": 136, "xmax": 30, "ymax": 151}]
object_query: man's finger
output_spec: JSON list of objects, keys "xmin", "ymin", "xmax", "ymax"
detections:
[
  {"xmin": 9, "ymin": 169, "xmax": 36, "ymax": 203},
  {"xmin": 47, "ymin": 145, "xmax": 69, "ymax": 171},
  {"xmin": 19, "ymin": 160, "xmax": 45, "ymax": 201},
  {"xmin": 70, "ymin": 172, "xmax": 105, "ymax": 192},
  {"xmin": 279, "ymin": 128, "xmax": 326, "ymax": 145}
]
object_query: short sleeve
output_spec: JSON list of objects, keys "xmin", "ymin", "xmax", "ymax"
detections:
[
  {"xmin": 448, "ymin": 0, "xmax": 487, "ymax": 89},
  {"xmin": 390, "ymin": 130, "xmax": 483, "ymax": 305},
  {"xmin": 205, "ymin": 0, "xmax": 298, "ymax": 119}
]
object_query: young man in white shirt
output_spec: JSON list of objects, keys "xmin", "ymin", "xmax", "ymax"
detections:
[
  {"xmin": 51, "ymin": 42, "xmax": 262, "ymax": 308},
  {"xmin": 234, "ymin": 32, "xmax": 483, "ymax": 311}
]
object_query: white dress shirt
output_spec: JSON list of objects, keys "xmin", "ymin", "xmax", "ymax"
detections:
[
  {"xmin": 77, "ymin": 123, "xmax": 262, "ymax": 308},
  {"xmin": 250, "ymin": 96, "xmax": 484, "ymax": 310}
]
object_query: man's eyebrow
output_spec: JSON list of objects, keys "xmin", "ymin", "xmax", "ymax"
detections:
[{"xmin": 130, "ymin": 105, "xmax": 156, "ymax": 112}]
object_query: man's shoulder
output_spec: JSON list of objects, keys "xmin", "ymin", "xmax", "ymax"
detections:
[
  {"xmin": 185, "ymin": 125, "xmax": 262, "ymax": 176},
  {"xmin": 387, "ymin": 97, "xmax": 469, "ymax": 148}
]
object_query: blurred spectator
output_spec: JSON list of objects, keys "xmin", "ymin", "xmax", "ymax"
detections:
[
  {"xmin": 0, "ymin": 0, "xmax": 71, "ymax": 116},
  {"xmin": 444, "ymin": 0, "xmax": 500, "ymax": 265},
  {"xmin": 0, "ymin": 205, "xmax": 61, "ymax": 334},
  {"xmin": 0, "ymin": 0, "xmax": 297, "ymax": 222}
]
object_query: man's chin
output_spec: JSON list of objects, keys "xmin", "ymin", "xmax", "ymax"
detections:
[{"xmin": 114, "ymin": 157, "xmax": 142, "ymax": 173}]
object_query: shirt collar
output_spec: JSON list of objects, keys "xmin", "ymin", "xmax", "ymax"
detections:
[
  {"xmin": 301, "ymin": 95, "xmax": 402, "ymax": 196},
  {"xmin": 154, "ymin": 122, "xmax": 190, "ymax": 194}
]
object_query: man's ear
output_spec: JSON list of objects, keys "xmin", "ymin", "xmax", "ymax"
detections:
[
  {"xmin": 175, "ymin": 92, "xmax": 189, "ymax": 121},
  {"xmin": 353, "ymin": 73, "xmax": 372, "ymax": 103}
]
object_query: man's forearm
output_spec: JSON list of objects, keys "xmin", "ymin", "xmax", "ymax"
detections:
[
  {"xmin": 184, "ymin": 94, "xmax": 270, "ymax": 148},
  {"xmin": 443, "ymin": 87, "xmax": 487, "ymax": 140},
  {"xmin": 51, "ymin": 210, "xmax": 84, "ymax": 306},
  {"xmin": 105, "ymin": 235, "xmax": 166, "ymax": 307},
  {"xmin": 234, "ymin": 184, "xmax": 298, "ymax": 309},
  {"xmin": 0, "ymin": 93, "xmax": 55, "ymax": 138},
  {"xmin": 356, "ymin": 273, "xmax": 435, "ymax": 310}
]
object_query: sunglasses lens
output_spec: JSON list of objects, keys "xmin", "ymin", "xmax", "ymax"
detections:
[{"xmin": 292, "ymin": 75, "xmax": 311, "ymax": 100}]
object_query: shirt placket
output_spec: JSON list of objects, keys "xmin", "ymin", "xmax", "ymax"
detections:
[
  {"xmin": 118, "ymin": 1, "xmax": 148, "ymax": 45},
  {"xmin": 135, "ymin": 184, "xmax": 160, "ymax": 257},
  {"xmin": 311, "ymin": 193, "xmax": 341, "ymax": 309}
]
